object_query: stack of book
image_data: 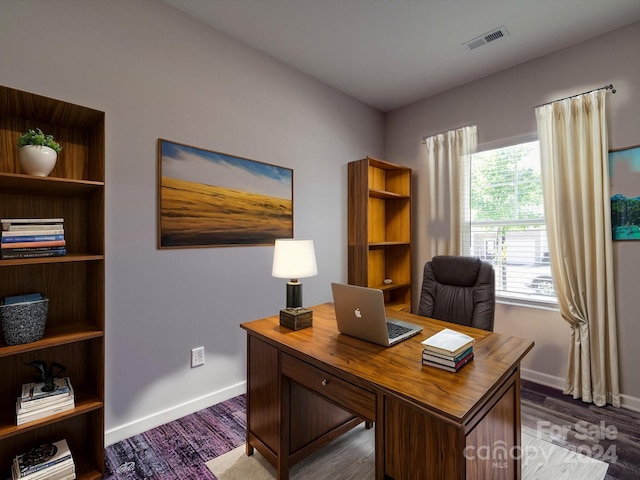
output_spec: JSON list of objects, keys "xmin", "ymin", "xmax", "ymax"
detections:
[
  {"xmin": 12, "ymin": 439, "xmax": 75, "ymax": 480},
  {"xmin": 16, "ymin": 377, "xmax": 75, "ymax": 426},
  {"xmin": 421, "ymin": 328, "xmax": 475, "ymax": 372},
  {"xmin": 1, "ymin": 218, "xmax": 66, "ymax": 260}
]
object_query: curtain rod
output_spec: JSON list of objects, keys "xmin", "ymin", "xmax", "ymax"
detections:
[{"xmin": 535, "ymin": 84, "xmax": 616, "ymax": 108}]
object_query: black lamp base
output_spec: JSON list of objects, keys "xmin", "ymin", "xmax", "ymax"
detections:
[
  {"xmin": 286, "ymin": 281, "xmax": 303, "ymax": 309},
  {"xmin": 279, "ymin": 308, "xmax": 313, "ymax": 330}
]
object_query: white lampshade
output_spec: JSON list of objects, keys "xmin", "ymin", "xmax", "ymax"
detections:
[{"xmin": 272, "ymin": 239, "xmax": 318, "ymax": 279}]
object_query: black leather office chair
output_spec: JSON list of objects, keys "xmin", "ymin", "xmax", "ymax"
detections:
[{"xmin": 417, "ymin": 255, "xmax": 495, "ymax": 332}]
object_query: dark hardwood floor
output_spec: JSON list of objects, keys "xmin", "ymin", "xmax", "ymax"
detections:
[{"xmin": 521, "ymin": 380, "xmax": 640, "ymax": 480}]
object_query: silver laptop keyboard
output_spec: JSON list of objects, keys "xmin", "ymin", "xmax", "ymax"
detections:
[{"xmin": 387, "ymin": 322, "xmax": 412, "ymax": 339}]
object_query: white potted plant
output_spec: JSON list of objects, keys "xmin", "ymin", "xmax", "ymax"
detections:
[{"xmin": 17, "ymin": 128, "xmax": 62, "ymax": 177}]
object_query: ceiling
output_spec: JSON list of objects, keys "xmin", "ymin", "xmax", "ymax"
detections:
[{"xmin": 162, "ymin": 0, "xmax": 640, "ymax": 112}]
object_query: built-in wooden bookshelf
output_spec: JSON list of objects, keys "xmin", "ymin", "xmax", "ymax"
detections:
[
  {"xmin": 348, "ymin": 157, "xmax": 412, "ymax": 311},
  {"xmin": 0, "ymin": 85, "xmax": 105, "ymax": 479}
]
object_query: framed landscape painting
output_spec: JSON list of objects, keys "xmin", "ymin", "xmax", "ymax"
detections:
[
  {"xmin": 158, "ymin": 139, "xmax": 293, "ymax": 248},
  {"xmin": 609, "ymin": 144, "xmax": 640, "ymax": 241}
]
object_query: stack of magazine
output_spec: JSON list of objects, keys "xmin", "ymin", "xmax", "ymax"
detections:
[
  {"xmin": 16, "ymin": 378, "xmax": 75, "ymax": 426},
  {"xmin": 421, "ymin": 328, "xmax": 475, "ymax": 372},
  {"xmin": 12, "ymin": 439, "xmax": 75, "ymax": 480}
]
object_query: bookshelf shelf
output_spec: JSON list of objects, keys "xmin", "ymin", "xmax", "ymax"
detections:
[
  {"xmin": 0, "ymin": 327, "xmax": 104, "ymax": 358},
  {"xmin": 368, "ymin": 188, "xmax": 409, "ymax": 200},
  {"xmin": 369, "ymin": 241, "xmax": 411, "ymax": 247},
  {"xmin": 0, "ymin": 84, "xmax": 105, "ymax": 477},
  {"xmin": 0, "ymin": 254, "xmax": 104, "ymax": 267},
  {"xmin": 0, "ymin": 395, "xmax": 103, "ymax": 440},
  {"xmin": 370, "ymin": 282, "xmax": 411, "ymax": 292},
  {"xmin": 0, "ymin": 172, "xmax": 104, "ymax": 195}
]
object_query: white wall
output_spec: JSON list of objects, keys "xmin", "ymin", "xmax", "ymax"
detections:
[
  {"xmin": 0, "ymin": 0, "xmax": 384, "ymax": 444},
  {"xmin": 386, "ymin": 22, "xmax": 640, "ymax": 408}
]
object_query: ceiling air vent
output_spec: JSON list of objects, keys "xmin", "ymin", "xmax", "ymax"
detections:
[{"xmin": 463, "ymin": 26, "xmax": 509, "ymax": 50}]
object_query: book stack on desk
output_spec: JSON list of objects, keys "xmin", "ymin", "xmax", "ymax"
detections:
[{"xmin": 421, "ymin": 328, "xmax": 475, "ymax": 372}]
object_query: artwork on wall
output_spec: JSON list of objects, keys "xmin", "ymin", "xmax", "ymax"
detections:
[
  {"xmin": 609, "ymin": 144, "xmax": 640, "ymax": 241},
  {"xmin": 157, "ymin": 139, "xmax": 293, "ymax": 248}
]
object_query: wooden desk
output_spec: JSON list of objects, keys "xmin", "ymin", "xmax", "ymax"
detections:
[{"xmin": 240, "ymin": 303, "xmax": 534, "ymax": 480}]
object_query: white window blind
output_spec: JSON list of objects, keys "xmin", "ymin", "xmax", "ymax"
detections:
[{"xmin": 461, "ymin": 140, "xmax": 557, "ymax": 304}]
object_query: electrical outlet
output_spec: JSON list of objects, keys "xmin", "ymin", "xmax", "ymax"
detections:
[{"xmin": 191, "ymin": 346, "xmax": 205, "ymax": 368}]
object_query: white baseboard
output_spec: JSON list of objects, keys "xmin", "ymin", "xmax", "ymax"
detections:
[
  {"xmin": 521, "ymin": 368, "xmax": 565, "ymax": 390},
  {"xmin": 620, "ymin": 393, "xmax": 640, "ymax": 413},
  {"xmin": 105, "ymin": 381, "xmax": 246, "ymax": 446},
  {"xmin": 521, "ymin": 368, "xmax": 640, "ymax": 413}
]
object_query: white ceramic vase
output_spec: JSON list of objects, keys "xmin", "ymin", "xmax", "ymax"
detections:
[{"xmin": 19, "ymin": 145, "xmax": 57, "ymax": 176}]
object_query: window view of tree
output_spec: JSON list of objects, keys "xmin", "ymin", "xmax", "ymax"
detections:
[{"xmin": 464, "ymin": 140, "xmax": 556, "ymax": 302}]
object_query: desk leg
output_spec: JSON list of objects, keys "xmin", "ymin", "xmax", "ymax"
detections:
[
  {"xmin": 277, "ymin": 375, "xmax": 291, "ymax": 480},
  {"xmin": 375, "ymin": 394, "xmax": 385, "ymax": 480}
]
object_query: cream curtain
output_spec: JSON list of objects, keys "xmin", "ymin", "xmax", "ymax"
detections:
[
  {"xmin": 535, "ymin": 90, "xmax": 620, "ymax": 407},
  {"xmin": 424, "ymin": 125, "xmax": 476, "ymax": 258}
]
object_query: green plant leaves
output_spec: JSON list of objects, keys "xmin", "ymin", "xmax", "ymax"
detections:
[{"xmin": 17, "ymin": 128, "xmax": 62, "ymax": 154}]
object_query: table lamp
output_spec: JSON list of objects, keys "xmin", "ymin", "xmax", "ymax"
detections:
[{"xmin": 272, "ymin": 239, "xmax": 317, "ymax": 329}]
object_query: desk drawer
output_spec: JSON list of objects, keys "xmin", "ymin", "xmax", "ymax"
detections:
[{"xmin": 282, "ymin": 353, "xmax": 375, "ymax": 421}]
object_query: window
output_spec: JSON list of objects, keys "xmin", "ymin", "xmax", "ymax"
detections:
[{"xmin": 461, "ymin": 139, "xmax": 557, "ymax": 305}]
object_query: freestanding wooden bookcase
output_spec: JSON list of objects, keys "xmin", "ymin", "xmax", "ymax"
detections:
[
  {"xmin": 0, "ymin": 85, "xmax": 105, "ymax": 479},
  {"xmin": 348, "ymin": 157, "xmax": 412, "ymax": 311}
]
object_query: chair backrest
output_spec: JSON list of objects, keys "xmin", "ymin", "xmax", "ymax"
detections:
[{"xmin": 416, "ymin": 255, "xmax": 495, "ymax": 332}]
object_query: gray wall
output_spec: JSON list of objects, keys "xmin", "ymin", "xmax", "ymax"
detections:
[
  {"xmin": 385, "ymin": 22, "xmax": 640, "ymax": 407},
  {"xmin": 0, "ymin": 0, "xmax": 384, "ymax": 443},
  {"xmin": 2, "ymin": 0, "xmax": 638, "ymax": 445}
]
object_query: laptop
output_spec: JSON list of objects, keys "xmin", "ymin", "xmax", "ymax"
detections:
[{"xmin": 331, "ymin": 283, "xmax": 423, "ymax": 347}]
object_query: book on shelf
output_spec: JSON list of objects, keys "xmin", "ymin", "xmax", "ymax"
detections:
[
  {"xmin": 2, "ymin": 227, "xmax": 64, "ymax": 236},
  {"xmin": 1, "ymin": 240, "xmax": 65, "ymax": 250},
  {"xmin": 13, "ymin": 459, "xmax": 75, "ymax": 480},
  {"xmin": 16, "ymin": 398, "xmax": 75, "ymax": 426},
  {"xmin": 12, "ymin": 438, "xmax": 75, "ymax": 480},
  {"xmin": 17, "ymin": 470, "xmax": 76, "ymax": 480},
  {"xmin": 3, "ymin": 293, "xmax": 43, "ymax": 305},
  {"xmin": 17, "ymin": 389, "xmax": 74, "ymax": 413},
  {"xmin": 2, "ymin": 234, "xmax": 65, "ymax": 243},
  {"xmin": 1, "ymin": 248, "xmax": 67, "ymax": 260},
  {"xmin": 21, "ymin": 377, "xmax": 73, "ymax": 403},
  {"xmin": 50, "ymin": 472, "xmax": 76, "ymax": 480},
  {"xmin": 421, "ymin": 328, "xmax": 475, "ymax": 357},
  {"xmin": 422, "ymin": 351, "xmax": 475, "ymax": 372},
  {"xmin": 17, "ymin": 377, "xmax": 74, "ymax": 409},
  {"xmin": 2, "ymin": 223, "xmax": 64, "ymax": 232},
  {"xmin": 1, "ymin": 246, "xmax": 66, "ymax": 253},
  {"xmin": 14, "ymin": 470, "xmax": 76, "ymax": 480},
  {"xmin": 1, "ymin": 218, "xmax": 64, "ymax": 228}
]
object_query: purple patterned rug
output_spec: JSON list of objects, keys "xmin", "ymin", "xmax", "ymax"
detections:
[{"xmin": 105, "ymin": 395, "xmax": 246, "ymax": 479}]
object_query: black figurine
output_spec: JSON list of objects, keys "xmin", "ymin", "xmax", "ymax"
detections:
[{"xmin": 25, "ymin": 360, "xmax": 67, "ymax": 392}]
